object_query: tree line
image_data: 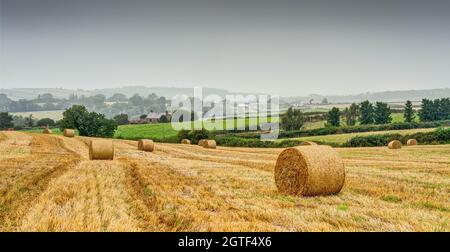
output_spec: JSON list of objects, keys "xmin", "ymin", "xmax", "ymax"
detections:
[
  {"xmin": 0, "ymin": 92, "xmax": 168, "ymax": 118},
  {"xmin": 281, "ymin": 98, "xmax": 450, "ymax": 130}
]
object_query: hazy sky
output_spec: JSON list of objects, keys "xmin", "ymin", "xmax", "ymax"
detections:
[{"xmin": 1, "ymin": 0, "xmax": 450, "ymax": 96}]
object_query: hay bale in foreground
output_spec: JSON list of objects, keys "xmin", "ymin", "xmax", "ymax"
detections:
[
  {"xmin": 198, "ymin": 139, "xmax": 206, "ymax": 147},
  {"xmin": 181, "ymin": 139, "xmax": 191, "ymax": 144},
  {"xmin": 138, "ymin": 139, "xmax": 154, "ymax": 152},
  {"xmin": 89, "ymin": 139, "xmax": 114, "ymax": 160},
  {"xmin": 42, "ymin": 128, "xmax": 53, "ymax": 134},
  {"xmin": 388, "ymin": 140, "xmax": 402, "ymax": 149},
  {"xmin": 63, "ymin": 129, "xmax": 75, "ymax": 138},
  {"xmin": 274, "ymin": 145, "xmax": 345, "ymax": 196},
  {"xmin": 203, "ymin": 139, "xmax": 217, "ymax": 149},
  {"xmin": 407, "ymin": 139, "xmax": 418, "ymax": 146},
  {"xmin": 300, "ymin": 141, "xmax": 317, "ymax": 146}
]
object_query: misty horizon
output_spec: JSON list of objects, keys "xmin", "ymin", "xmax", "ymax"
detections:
[{"xmin": 2, "ymin": 0, "xmax": 450, "ymax": 96}]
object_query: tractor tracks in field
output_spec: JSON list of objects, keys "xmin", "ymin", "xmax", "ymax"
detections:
[{"xmin": 0, "ymin": 133, "xmax": 82, "ymax": 231}]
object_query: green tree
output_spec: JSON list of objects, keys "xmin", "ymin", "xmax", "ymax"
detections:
[
  {"xmin": 25, "ymin": 114, "xmax": 34, "ymax": 127},
  {"xmin": 403, "ymin": 100, "xmax": 415, "ymax": 123},
  {"xmin": 59, "ymin": 105, "xmax": 89, "ymax": 131},
  {"xmin": 360, "ymin": 100, "xmax": 374, "ymax": 125},
  {"xmin": 113, "ymin": 114, "xmax": 129, "ymax": 125},
  {"xmin": 280, "ymin": 107, "xmax": 304, "ymax": 131},
  {"xmin": 419, "ymin": 99, "xmax": 434, "ymax": 122},
  {"xmin": 343, "ymin": 103, "xmax": 359, "ymax": 126},
  {"xmin": 0, "ymin": 112, "xmax": 14, "ymax": 129},
  {"xmin": 159, "ymin": 114, "xmax": 170, "ymax": 123},
  {"xmin": 36, "ymin": 118, "xmax": 56, "ymax": 127},
  {"xmin": 374, "ymin": 102, "xmax": 392, "ymax": 124},
  {"xmin": 326, "ymin": 107, "xmax": 340, "ymax": 127},
  {"xmin": 187, "ymin": 129, "xmax": 211, "ymax": 144},
  {"xmin": 139, "ymin": 114, "xmax": 147, "ymax": 120},
  {"xmin": 77, "ymin": 112, "xmax": 117, "ymax": 137},
  {"xmin": 59, "ymin": 105, "xmax": 117, "ymax": 137}
]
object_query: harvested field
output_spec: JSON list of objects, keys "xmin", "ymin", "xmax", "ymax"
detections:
[{"xmin": 0, "ymin": 132, "xmax": 448, "ymax": 231}]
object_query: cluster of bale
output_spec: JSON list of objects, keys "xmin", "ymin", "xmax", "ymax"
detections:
[
  {"xmin": 138, "ymin": 139, "xmax": 154, "ymax": 152},
  {"xmin": 274, "ymin": 145, "xmax": 345, "ymax": 196},
  {"xmin": 388, "ymin": 139, "xmax": 418, "ymax": 149},
  {"xmin": 89, "ymin": 139, "xmax": 114, "ymax": 160},
  {"xmin": 198, "ymin": 139, "xmax": 216, "ymax": 149}
]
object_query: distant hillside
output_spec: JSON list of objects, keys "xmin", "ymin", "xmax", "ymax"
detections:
[
  {"xmin": 282, "ymin": 88, "xmax": 450, "ymax": 104},
  {"xmin": 1, "ymin": 86, "xmax": 449, "ymax": 103},
  {"xmin": 0, "ymin": 86, "xmax": 230, "ymax": 100}
]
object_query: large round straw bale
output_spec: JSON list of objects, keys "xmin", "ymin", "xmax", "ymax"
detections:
[
  {"xmin": 63, "ymin": 129, "xmax": 75, "ymax": 138},
  {"xmin": 181, "ymin": 139, "xmax": 191, "ymax": 144},
  {"xmin": 198, "ymin": 139, "xmax": 206, "ymax": 147},
  {"xmin": 89, "ymin": 139, "xmax": 114, "ymax": 160},
  {"xmin": 274, "ymin": 145, "xmax": 345, "ymax": 196},
  {"xmin": 388, "ymin": 140, "xmax": 402, "ymax": 149},
  {"xmin": 42, "ymin": 128, "xmax": 53, "ymax": 134},
  {"xmin": 300, "ymin": 141, "xmax": 317, "ymax": 146},
  {"xmin": 203, "ymin": 139, "xmax": 217, "ymax": 149},
  {"xmin": 138, "ymin": 139, "xmax": 154, "ymax": 152},
  {"xmin": 406, "ymin": 139, "xmax": 417, "ymax": 146}
]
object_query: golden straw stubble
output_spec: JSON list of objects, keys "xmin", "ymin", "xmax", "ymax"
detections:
[
  {"xmin": 274, "ymin": 145, "xmax": 345, "ymax": 196},
  {"xmin": 138, "ymin": 139, "xmax": 154, "ymax": 152},
  {"xmin": 89, "ymin": 139, "xmax": 114, "ymax": 160}
]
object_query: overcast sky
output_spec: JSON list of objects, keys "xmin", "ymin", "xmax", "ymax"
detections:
[{"xmin": 1, "ymin": 0, "xmax": 450, "ymax": 96}]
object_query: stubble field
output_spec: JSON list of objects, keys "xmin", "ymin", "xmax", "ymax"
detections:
[{"xmin": 0, "ymin": 131, "xmax": 448, "ymax": 231}]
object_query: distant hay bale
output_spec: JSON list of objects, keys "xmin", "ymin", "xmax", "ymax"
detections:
[
  {"xmin": 181, "ymin": 139, "xmax": 191, "ymax": 144},
  {"xmin": 407, "ymin": 139, "xmax": 418, "ymax": 146},
  {"xmin": 300, "ymin": 141, "xmax": 317, "ymax": 146},
  {"xmin": 388, "ymin": 140, "xmax": 402, "ymax": 149},
  {"xmin": 198, "ymin": 139, "xmax": 206, "ymax": 147},
  {"xmin": 63, "ymin": 129, "xmax": 75, "ymax": 138},
  {"xmin": 7, "ymin": 128, "xmax": 14, "ymax": 131},
  {"xmin": 89, "ymin": 139, "xmax": 114, "ymax": 160},
  {"xmin": 274, "ymin": 145, "xmax": 345, "ymax": 196},
  {"xmin": 42, "ymin": 128, "xmax": 53, "ymax": 134},
  {"xmin": 203, "ymin": 140, "xmax": 217, "ymax": 149},
  {"xmin": 138, "ymin": 139, "xmax": 154, "ymax": 152}
]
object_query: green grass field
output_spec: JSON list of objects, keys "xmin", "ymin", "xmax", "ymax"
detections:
[
  {"xmin": 278, "ymin": 128, "xmax": 436, "ymax": 144},
  {"xmin": 114, "ymin": 117, "xmax": 279, "ymax": 140},
  {"xmin": 10, "ymin": 110, "xmax": 64, "ymax": 120}
]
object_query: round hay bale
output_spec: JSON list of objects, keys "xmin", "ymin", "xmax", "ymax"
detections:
[
  {"xmin": 138, "ymin": 139, "xmax": 154, "ymax": 152},
  {"xmin": 181, "ymin": 139, "xmax": 191, "ymax": 144},
  {"xmin": 274, "ymin": 145, "xmax": 345, "ymax": 196},
  {"xmin": 406, "ymin": 139, "xmax": 418, "ymax": 146},
  {"xmin": 42, "ymin": 128, "xmax": 53, "ymax": 134},
  {"xmin": 63, "ymin": 129, "xmax": 75, "ymax": 138},
  {"xmin": 89, "ymin": 139, "xmax": 114, "ymax": 160},
  {"xmin": 203, "ymin": 139, "xmax": 217, "ymax": 149},
  {"xmin": 388, "ymin": 140, "xmax": 402, "ymax": 149},
  {"xmin": 300, "ymin": 141, "xmax": 317, "ymax": 146},
  {"xmin": 198, "ymin": 139, "xmax": 206, "ymax": 147}
]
